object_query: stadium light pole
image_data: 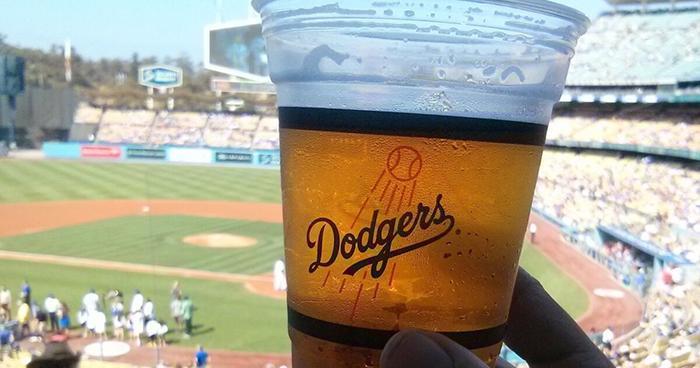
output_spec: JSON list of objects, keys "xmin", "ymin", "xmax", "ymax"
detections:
[{"xmin": 64, "ymin": 39, "xmax": 72, "ymax": 84}]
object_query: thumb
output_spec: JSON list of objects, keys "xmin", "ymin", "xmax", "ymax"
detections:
[{"xmin": 381, "ymin": 329, "xmax": 489, "ymax": 368}]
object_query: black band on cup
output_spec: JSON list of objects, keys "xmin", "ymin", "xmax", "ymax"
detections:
[
  {"xmin": 279, "ymin": 107, "xmax": 547, "ymax": 146},
  {"xmin": 288, "ymin": 306, "xmax": 507, "ymax": 350}
]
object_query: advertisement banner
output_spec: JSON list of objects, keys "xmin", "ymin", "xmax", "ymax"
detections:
[
  {"xmin": 80, "ymin": 145, "xmax": 121, "ymax": 159},
  {"xmin": 126, "ymin": 148, "xmax": 166, "ymax": 160},
  {"xmin": 257, "ymin": 152, "xmax": 280, "ymax": 166},
  {"xmin": 215, "ymin": 151, "xmax": 254, "ymax": 164},
  {"xmin": 168, "ymin": 148, "xmax": 213, "ymax": 164}
]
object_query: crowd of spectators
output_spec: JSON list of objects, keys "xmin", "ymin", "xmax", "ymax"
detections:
[
  {"xmin": 253, "ymin": 117, "xmax": 281, "ymax": 150},
  {"xmin": 72, "ymin": 104, "xmax": 103, "ymax": 125},
  {"xmin": 549, "ymin": 107, "xmax": 700, "ymax": 151},
  {"xmin": 149, "ymin": 112, "xmax": 208, "ymax": 147},
  {"xmin": 82, "ymin": 106, "xmax": 280, "ymax": 150},
  {"xmin": 602, "ymin": 270, "xmax": 699, "ymax": 367},
  {"xmin": 96, "ymin": 109, "xmax": 156, "ymax": 145},
  {"xmin": 567, "ymin": 9, "xmax": 700, "ymax": 86},
  {"xmin": 534, "ymin": 150, "xmax": 700, "ymax": 262},
  {"xmin": 202, "ymin": 113, "xmax": 257, "ymax": 149},
  {"xmin": 0, "ymin": 280, "xmax": 197, "ymax": 366}
]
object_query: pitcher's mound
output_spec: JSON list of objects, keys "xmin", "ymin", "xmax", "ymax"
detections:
[{"xmin": 183, "ymin": 233, "xmax": 257, "ymax": 248}]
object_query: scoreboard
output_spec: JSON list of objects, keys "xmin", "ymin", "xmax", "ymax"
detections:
[{"xmin": 0, "ymin": 54, "xmax": 25, "ymax": 96}]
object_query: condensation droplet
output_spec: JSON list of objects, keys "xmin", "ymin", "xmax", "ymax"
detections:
[
  {"xmin": 437, "ymin": 69, "xmax": 446, "ymax": 79},
  {"xmin": 405, "ymin": 10, "xmax": 415, "ymax": 17},
  {"xmin": 483, "ymin": 66, "xmax": 496, "ymax": 76}
]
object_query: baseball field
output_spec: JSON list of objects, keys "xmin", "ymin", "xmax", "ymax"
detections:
[{"xmin": 0, "ymin": 159, "xmax": 589, "ymax": 355}]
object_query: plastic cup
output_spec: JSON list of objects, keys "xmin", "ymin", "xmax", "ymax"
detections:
[{"xmin": 254, "ymin": 1, "xmax": 589, "ymax": 366}]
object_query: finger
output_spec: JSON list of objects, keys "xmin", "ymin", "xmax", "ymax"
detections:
[
  {"xmin": 504, "ymin": 268, "xmax": 612, "ymax": 368},
  {"xmin": 381, "ymin": 329, "xmax": 488, "ymax": 368},
  {"xmin": 420, "ymin": 331, "xmax": 491, "ymax": 368}
]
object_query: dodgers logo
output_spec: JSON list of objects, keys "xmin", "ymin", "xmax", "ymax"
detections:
[{"xmin": 305, "ymin": 146, "xmax": 455, "ymax": 279}]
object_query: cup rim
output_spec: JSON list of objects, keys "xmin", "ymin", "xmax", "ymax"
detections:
[{"xmin": 253, "ymin": 0, "xmax": 591, "ymax": 30}]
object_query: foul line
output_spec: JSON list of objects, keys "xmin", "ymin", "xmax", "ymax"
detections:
[{"xmin": 0, "ymin": 250, "xmax": 271, "ymax": 284}]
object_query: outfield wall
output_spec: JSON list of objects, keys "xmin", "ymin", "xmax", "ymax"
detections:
[{"xmin": 43, "ymin": 142, "xmax": 280, "ymax": 167}]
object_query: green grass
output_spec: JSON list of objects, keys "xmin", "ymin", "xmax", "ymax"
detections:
[
  {"xmin": 0, "ymin": 216, "xmax": 283, "ymax": 274},
  {"xmin": 520, "ymin": 243, "xmax": 589, "ymax": 318},
  {"xmin": 0, "ymin": 160, "xmax": 281, "ymax": 203},
  {"xmin": 0, "ymin": 259, "xmax": 289, "ymax": 353},
  {"xmin": 0, "ymin": 159, "xmax": 589, "ymax": 352}
]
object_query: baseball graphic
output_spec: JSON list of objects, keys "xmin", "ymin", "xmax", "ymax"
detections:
[{"xmin": 386, "ymin": 146, "xmax": 423, "ymax": 181}]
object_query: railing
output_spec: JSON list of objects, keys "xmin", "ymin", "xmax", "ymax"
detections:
[{"xmin": 546, "ymin": 139, "xmax": 699, "ymax": 161}]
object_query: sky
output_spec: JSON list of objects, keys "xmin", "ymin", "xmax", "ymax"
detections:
[{"xmin": 0, "ymin": 0, "xmax": 609, "ymax": 64}]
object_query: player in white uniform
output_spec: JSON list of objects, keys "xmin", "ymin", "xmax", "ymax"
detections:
[{"xmin": 273, "ymin": 259, "xmax": 287, "ymax": 292}]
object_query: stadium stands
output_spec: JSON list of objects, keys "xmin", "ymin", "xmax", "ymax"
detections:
[
  {"xmin": 606, "ymin": 277, "xmax": 700, "ymax": 367},
  {"xmin": 73, "ymin": 104, "xmax": 103, "ymax": 125},
  {"xmin": 253, "ymin": 116, "xmax": 280, "ymax": 150},
  {"xmin": 90, "ymin": 109, "xmax": 281, "ymax": 149},
  {"xmin": 567, "ymin": 8, "xmax": 700, "ymax": 86},
  {"xmin": 203, "ymin": 113, "xmax": 256, "ymax": 149},
  {"xmin": 549, "ymin": 107, "xmax": 700, "ymax": 151},
  {"xmin": 534, "ymin": 151, "xmax": 700, "ymax": 263},
  {"xmin": 96, "ymin": 110, "xmax": 155, "ymax": 145},
  {"xmin": 149, "ymin": 112, "xmax": 207, "ymax": 146}
]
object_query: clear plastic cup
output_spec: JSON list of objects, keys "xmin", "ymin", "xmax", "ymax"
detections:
[{"xmin": 254, "ymin": 1, "xmax": 589, "ymax": 367}]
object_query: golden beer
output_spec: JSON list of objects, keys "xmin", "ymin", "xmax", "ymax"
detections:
[{"xmin": 280, "ymin": 107, "xmax": 546, "ymax": 367}]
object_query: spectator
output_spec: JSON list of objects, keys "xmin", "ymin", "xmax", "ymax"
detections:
[
  {"xmin": 171, "ymin": 281, "xmax": 181, "ymax": 300},
  {"xmin": 0, "ymin": 286, "xmax": 11, "ymax": 319},
  {"xmin": 21, "ymin": 280, "xmax": 31, "ymax": 304},
  {"xmin": 194, "ymin": 345, "xmax": 209, "ymax": 367},
  {"xmin": 129, "ymin": 309, "xmax": 144, "ymax": 346},
  {"xmin": 82, "ymin": 288, "xmax": 100, "ymax": 313},
  {"xmin": 44, "ymin": 294, "xmax": 60, "ymax": 332},
  {"xmin": 130, "ymin": 289, "xmax": 144, "ymax": 313},
  {"xmin": 94, "ymin": 310, "xmax": 107, "ymax": 340},
  {"xmin": 181, "ymin": 295, "xmax": 193, "ymax": 338},
  {"xmin": 145, "ymin": 319, "xmax": 161, "ymax": 346},
  {"xmin": 529, "ymin": 223, "xmax": 538, "ymax": 244},
  {"xmin": 602, "ymin": 326, "xmax": 615, "ymax": 350},
  {"xmin": 32, "ymin": 300, "xmax": 47, "ymax": 336},
  {"xmin": 17, "ymin": 300, "xmax": 31, "ymax": 339},
  {"xmin": 0, "ymin": 325, "xmax": 15, "ymax": 361},
  {"xmin": 157, "ymin": 320, "xmax": 168, "ymax": 347},
  {"xmin": 143, "ymin": 298, "xmax": 155, "ymax": 323},
  {"xmin": 170, "ymin": 295, "xmax": 183, "ymax": 331},
  {"xmin": 670, "ymin": 265, "xmax": 684, "ymax": 284},
  {"xmin": 76, "ymin": 307, "xmax": 89, "ymax": 337},
  {"xmin": 111, "ymin": 297, "xmax": 125, "ymax": 340},
  {"xmin": 58, "ymin": 302, "xmax": 70, "ymax": 334}
]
